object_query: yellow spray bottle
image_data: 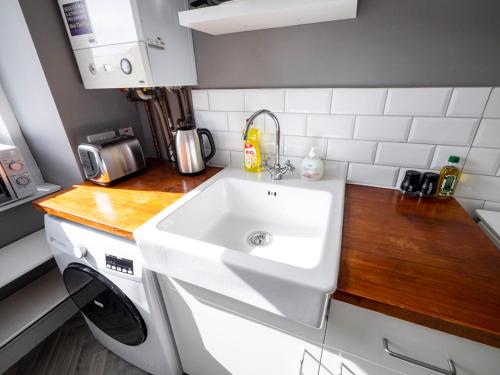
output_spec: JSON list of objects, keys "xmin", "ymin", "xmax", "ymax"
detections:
[{"xmin": 243, "ymin": 128, "xmax": 264, "ymax": 172}]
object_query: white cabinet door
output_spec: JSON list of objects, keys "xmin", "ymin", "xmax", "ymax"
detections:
[
  {"xmin": 162, "ymin": 278, "xmax": 323, "ymax": 375},
  {"xmin": 325, "ymin": 301, "xmax": 500, "ymax": 375},
  {"xmin": 320, "ymin": 345, "xmax": 403, "ymax": 375}
]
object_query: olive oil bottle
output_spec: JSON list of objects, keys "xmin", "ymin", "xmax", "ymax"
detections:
[{"xmin": 436, "ymin": 156, "xmax": 460, "ymax": 199}]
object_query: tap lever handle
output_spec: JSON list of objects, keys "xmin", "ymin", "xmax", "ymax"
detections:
[{"xmin": 285, "ymin": 160, "xmax": 295, "ymax": 173}]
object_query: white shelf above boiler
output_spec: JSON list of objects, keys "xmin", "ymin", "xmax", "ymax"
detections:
[{"xmin": 178, "ymin": 0, "xmax": 358, "ymax": 35}]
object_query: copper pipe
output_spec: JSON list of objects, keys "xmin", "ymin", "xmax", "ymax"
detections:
[
  {"xmin": 161, "ymin": 87, "xmax": 176, "ymax": 132},
  {"xmin": 174, "ymin": 88, "xmax": 187, "ymax": 129},
  {"xmin": 181, "ymin": 87, "xmax": 192, "ymax": 116},
  {"xmin": 152, "ymin": 99, "xmax": 175, "ymax": 161},
  {"xmin": 144, "ymin": 101, "xmax": 162, "ymax": 160},
  {"xmin": 181, "ymin": 87, "xmax": 194, "ymax": 128}
]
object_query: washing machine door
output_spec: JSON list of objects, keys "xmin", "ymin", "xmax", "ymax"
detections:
[{"xmin": 63, "ymin": 263, "xmax": 147, "ymax": 346}]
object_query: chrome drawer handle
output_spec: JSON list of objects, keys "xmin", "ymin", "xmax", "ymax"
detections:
[{"xmin": 383, "ymin": 338, "xmax": 456, "ymax": 375}]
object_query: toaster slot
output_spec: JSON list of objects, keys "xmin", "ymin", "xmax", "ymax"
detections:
[{"xmin": 79, "ymin": 150, "xmax": 99, "ymax": 179}]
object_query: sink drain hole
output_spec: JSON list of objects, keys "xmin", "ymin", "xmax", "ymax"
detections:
[{"xmin": 247, "ymin": 231, "xmax": 273, "ymax": 247}]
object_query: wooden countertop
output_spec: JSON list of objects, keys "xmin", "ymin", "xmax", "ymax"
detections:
[
  {"xmin": 334, "ymin": 184, "xmax": 500, "ymax": 348},
  {"xmin": 34, "ymin": 164, "xmax": 500, "ymax": 347},
  {"xmin": 34, "ymin": 159, "xmax": 221, "ymax": 239}
]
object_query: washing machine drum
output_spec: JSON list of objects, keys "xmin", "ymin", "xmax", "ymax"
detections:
[{"xmin": 63, "ymin": 263, "xmax": 147, "ymax": 346}]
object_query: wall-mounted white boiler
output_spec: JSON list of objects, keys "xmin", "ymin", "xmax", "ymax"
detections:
[{"xmin": 57, "ymin": 0, "xmax": 197, "ymax": 89}]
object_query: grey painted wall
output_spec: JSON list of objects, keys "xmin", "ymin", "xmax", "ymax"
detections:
[
  {"xmin": 0, "ymin": 0, "xmax": 79, "ymax": 248},
  {"xmin": 19, "ymin": 0, "xmax": 145, "ymax": 175},
  {"xmin": 0, "ymin": 0, "xmax": 145, "ymax": 248},
  {"xmin": 193, "ymin": 0, "xmax": 500, "ymax": 89},
  {"xmin": 0, "ymin": 0, "xmax": 81, "ymax": 189}
]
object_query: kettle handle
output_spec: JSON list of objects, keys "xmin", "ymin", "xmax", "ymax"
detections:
[{"xmin": 197, "ymin": 128, "xmax": 216, "ymax": 163}]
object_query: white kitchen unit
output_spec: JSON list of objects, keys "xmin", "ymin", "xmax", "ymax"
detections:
[
  {"xmin": 160, "ymin": 276, "xmax": 324, "ymax": 375},
  {"xmin": 320, "ymin": 300, "xmax": 500, "ymax": 375},
  {"xmin": 57, "ymin": 0, "xmax": 197, "ymax": 88},
  {"xmin": 136, "ymin": 166, "xmax": 346, "ymax": 375},
  {"xmin": 136, "ymin": 167, "xmax": 345, "ymax": 329},
  {"xmin": 179, "ymin": 0, "xmax": 358, "ymax": 35}
]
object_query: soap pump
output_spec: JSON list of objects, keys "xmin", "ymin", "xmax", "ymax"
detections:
[{"xmin": 300, "ymin": 147, "xmax": 324, "ymax": 181}]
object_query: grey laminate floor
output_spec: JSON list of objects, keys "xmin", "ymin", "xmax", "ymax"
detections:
[{"xmin": 5, "ymin": 314, "xmax": 148, "ymax": 375}]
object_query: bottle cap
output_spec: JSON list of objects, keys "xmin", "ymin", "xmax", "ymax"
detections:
[{"xmin": 448, "ymin": 155, "xmax": 460, "ymax": 163}]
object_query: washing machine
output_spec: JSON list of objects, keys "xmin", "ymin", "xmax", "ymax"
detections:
[{"xmin": 44, "ymin": 214, "xmax": 182, "ymax": 375}]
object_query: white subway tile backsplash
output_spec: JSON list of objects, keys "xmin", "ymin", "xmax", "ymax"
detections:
[
  {"xmin": 347, "ymin": 163, "xmax": 399, "ymax": 187},
  {"xmin": 211, "ymin": 131, "xmax": 242, "ymax": 152},
  {"xmin": 463, "ymin": 147, "xmax": 500, "ymax": 176},
  {"xmin": 331, "ymin": 89, "xmax": 387, "ymax": 115},
  {"xmin": 227, "ymin": 111, "xmax": 265, "ymax": 132},
  {"xmin": 375, "ymin": 142, "xmax": 435, "ymax": 168},
  {"xmin": 430, "ymin": 145, "xmax": 468, "ymax": 169},
  {"xmin": 354, "ymin": 116, "xmax": 412, "ymax": 142},
  {"xmin": 207, "ymin": 150, "xmax": 230, "ymax": 167},
  {"xmin": 473, "ymin": 119, "xmax": 500, "ymax": 148},
  {"xmin": 306, "ymin": 114, "xmax": 354, "ymax": 139},
  {"xmin": 285, "ymin": 89, "xmax": 332, "ymax": 114},
  {"xmin": 455, "ymin": 198, "xmax": 485, "ymax": 218},
  {"xmin": 244, "ymin": 89, "xmax": 285, "ymax": 112},
  {"xmin": 230, "ymin": 151, "xmax": 243, "ymax": 167},
  {"xmin": 484, "ymin": 87, "xmax": 500, "ymax": 118},
  {"xmin": 208, "ymin": 89, "xmax": 245, "ymax": 111},
  {"xmin": 327, "ymin": 139, "xmax": 377, "ymax": 163},
  {"xmin": 265, "ymin": 113, "xmax": 306, "ymax": 136},
  {"xmin": 284, "ymin": 136, "xmax": 327, "ymax": 158},
  {"xmin": 455, "ymin": 174, "xmax": 500, "ymax": 201},
  {"xmin": 484, "ymin": 201, "xmax": 500, "ymax": 211},
  {"xmin": 324, "ymin": 161, "xmax": 348, "ymax": 179},
  {"xmin": 385, "ymin": 88, "xmax": 452, "ymax": 116},
  {"xmin": 191, "ymin": 90, "xmax": 209, "ymax": 110},
  {"xmin": 194, "ymin": 111, "xmax": 228, "ymax": 131},
  {"xmin": 260, "ymin": 133, "xmax": 284, "ymax": 155},
  {"xmin": 191, "ymin": 87, "xmax": 500, "ymax": 215},
  {"xmin": 446, "ymin": 88, "xmax": 491, "ymax": 118},
  {"xmin": 408, "ymin": 117, "xmax": 479, "ymax": 146}
]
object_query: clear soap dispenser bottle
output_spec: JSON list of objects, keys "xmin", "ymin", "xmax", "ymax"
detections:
[{"xmin": 300, "ymin": 147, "xmax": 324, "ymax": 181}]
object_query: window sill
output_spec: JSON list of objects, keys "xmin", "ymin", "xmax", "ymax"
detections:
[{"xmin": 0, "ymin": 183, "xmax": 60, "ymax": 213}]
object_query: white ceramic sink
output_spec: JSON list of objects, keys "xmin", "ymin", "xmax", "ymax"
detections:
[{"xmin": 135, "ymin": 167, "xmax": 345, "ymax": 328}]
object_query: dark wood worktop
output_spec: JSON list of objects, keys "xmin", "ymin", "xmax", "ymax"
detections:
[
  {"xmin": 34, "ymin": 160, "xmax": 221, "ymax": 239},
  {"xmin": 34, "ymin": 164, "xmax": 500, "ymax": 347},
  {"xmin": 334, "ymin": 184, "xmax": 500, "ymax": 348}
]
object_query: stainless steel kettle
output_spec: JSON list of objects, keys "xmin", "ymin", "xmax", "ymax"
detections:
[{"xmin": 174, "ymin": 127, "xmax": 216, "ymax": 175}]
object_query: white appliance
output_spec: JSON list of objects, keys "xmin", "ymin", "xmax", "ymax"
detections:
[
  {"xmin": 57, "ymin": 0, "xmax": 197, "ymax": 89},
  {"xmin": 44, "ymin": 215, "xmax": 182, "ymax": 375},
  {"xmin": 0, "ymin": 144, "xmax": 36, "ymax": 205},
  {"xmin": 476, "ymin": 209, "xmax": 500, "ymax": 250}
]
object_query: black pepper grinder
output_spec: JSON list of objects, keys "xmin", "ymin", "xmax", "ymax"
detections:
[
  {"xmin": 419, "ymin": 172, "xmax": 440, "ymax": 198},
  {"xmin": 400, "ymin": 170, "xmax": 421, "ymax": 195}
]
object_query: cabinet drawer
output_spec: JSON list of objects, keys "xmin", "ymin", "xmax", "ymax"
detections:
[
  {"xmin": 326, "ymin": 301, "xmax": 500, "ymax": 375},
  {"xmin": 320, "ymin": 345, "xmax": 403, "ymax": 375}
]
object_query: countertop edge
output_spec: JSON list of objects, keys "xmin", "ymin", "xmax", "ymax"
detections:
[
  {"xmin": 332, "ymin": 290, "xmax": 500, "ymax": 349},
  {"xmin": 33, "ymin": 203, "xmax": 135, "ymax": 240}
]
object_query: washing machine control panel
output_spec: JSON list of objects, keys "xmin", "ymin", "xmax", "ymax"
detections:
[{"xmin": 105, "ymin": 254, "xmax": 134, "ymax": 275}]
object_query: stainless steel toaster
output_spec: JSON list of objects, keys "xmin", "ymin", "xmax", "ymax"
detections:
[{"xmin": 77, "ymin": 136, "xmax": 146, "ymax": 186}]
